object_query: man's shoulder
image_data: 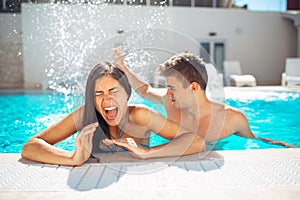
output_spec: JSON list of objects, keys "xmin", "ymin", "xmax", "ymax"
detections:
[
  {"xmin": 224, "ymin": 105, "xmax": 247, "ymax": 124},
  {"xmin": 225, "ymin": 105, "xmax": 241, "ymax": 114},
  {"xmin": 211, "ymin": 101, "xmax": 240, "ymax": 114},
  {"xmin": 209, "ymin": 101, "xmax": 243, "ymax": 119}
]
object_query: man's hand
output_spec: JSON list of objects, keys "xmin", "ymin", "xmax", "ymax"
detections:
[
  {"xmin": 113, "ymin": 47, "xmax": 126, "ymax": 69},
  {"xmin": 257, "ymin": 137, "xmax": 296, "ymax": 148}
]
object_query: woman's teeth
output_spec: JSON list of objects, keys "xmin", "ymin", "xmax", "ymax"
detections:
[
  {"xmin": 104, "ymin": 106, "xmax": 117, "ymax": 111},
  {"xmin": 104, "ymin": 106, "xmax": 118, "ymax": 120}
]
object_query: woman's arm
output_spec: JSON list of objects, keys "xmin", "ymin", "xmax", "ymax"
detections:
[
  {"xmin": 117, "ymin": 106, "xmax": 206, "ymax": 159},
  {"xmin": 21, "ymin": 107, "xmax": 96, "ymax": 166},
  {"xmin": 131, "ymin": 106, "xmax": 191, "ymax": 140},
  {"xmin": 109, "ymin": 133, "xmax": 205, "ymax": 159}
]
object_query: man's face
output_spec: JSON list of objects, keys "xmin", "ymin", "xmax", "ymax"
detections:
[{"xmin": 166, "ymin": 75, "xmax": 195, "ymax": 109}]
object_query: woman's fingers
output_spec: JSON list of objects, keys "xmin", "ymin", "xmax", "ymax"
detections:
[
  {"xmin": 102, "ymin": 138, "xmax": 147, "ymax": 159},
  {"xmin": 113, "ymin": 138, "xmax": 138, "ymax": 147},
  {"xmin": 112, "ymin": 138, "xmax": 141, "ymax": 153},
  {"xmin": 103, "ymin": 138, "xmax": 114, "ymax": 146},
  {"xmin": 80, "ymin": 122, "xmax": 99, "ymax": 136},
  {"xmin": 79, "ymin": 122, "xmax": 99, "ymax": 152},
  {"xmin": 106, "ymin": 138, "xmax": 138, "ymax": 149}
]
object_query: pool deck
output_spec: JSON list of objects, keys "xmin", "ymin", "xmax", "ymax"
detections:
[{"xmin": 1, "ymin": 148, "xmax": 300, "ymax": 199}]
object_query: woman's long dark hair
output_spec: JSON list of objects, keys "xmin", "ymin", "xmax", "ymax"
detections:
[{"xmin": 83, "ymin": 61, "xmax": 132, "ymax": 145}]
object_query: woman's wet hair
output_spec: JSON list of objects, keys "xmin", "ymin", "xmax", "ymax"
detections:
[{"xmin": 83, "ymin": 61, "xmax": 132, "ymax": 142}]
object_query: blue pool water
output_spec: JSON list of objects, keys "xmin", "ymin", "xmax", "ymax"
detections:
[{"xmin": 0, "ymin": 89, "xmax": 299, "ymax": 153}]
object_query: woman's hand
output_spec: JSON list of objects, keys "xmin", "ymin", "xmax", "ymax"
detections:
[
  {"xmin": 71, "ymin": 122, "xmax": 98, "ymax": 165},
  {"xmin": 103, "ymin": 138, "xmax": 149, "ymax": 159}
]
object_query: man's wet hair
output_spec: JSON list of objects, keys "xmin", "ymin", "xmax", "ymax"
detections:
[{"xmin": 159, "ymin": 51, "xmax": 208, "ymax": 90}]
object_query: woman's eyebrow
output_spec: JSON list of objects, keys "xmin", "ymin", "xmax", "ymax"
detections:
[
  {"xmin": 95, "ymin": 87, "xmax": 118, "ymax": 93},
  {"xmin": 109, "ymin": 87, "xmax": 118, "ymax": 92}
]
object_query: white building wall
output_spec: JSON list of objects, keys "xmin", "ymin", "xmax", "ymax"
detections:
[
  {"xmin": 1, "ymin": 4, "xmax": 297, "ymax": 88},
  {"xmin": 0, "ymin": 13, "xmax": 23, "ymax": 88},
  {"xmin": 165, "ymin": 7, "xmax": 297, "ymax": 85}
]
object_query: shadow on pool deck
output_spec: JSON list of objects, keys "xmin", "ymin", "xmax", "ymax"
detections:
[
  {"xmin": 1, "ymin": 148, "xmax": 300, "ymax": 200},
  {"xmin": 66, "ymin": 151, "xmax": 224, "ymax": 190},
  {"xmin": 16, "ymin": 150, "xmax": 224, "ymax": 191}
]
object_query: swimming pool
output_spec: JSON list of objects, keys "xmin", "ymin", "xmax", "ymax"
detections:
[{"xmin": 0, "ymin": 88, "xmax": 299, "ymax": 153}]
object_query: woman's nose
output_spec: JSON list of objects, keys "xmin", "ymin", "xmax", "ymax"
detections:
[{"xmin": 102, "ymin": 93, "xmax": 113, "ymax": 102}]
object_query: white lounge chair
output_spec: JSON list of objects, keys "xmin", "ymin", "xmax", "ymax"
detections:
[
  {"xmin": 223, "ymin": 61, "xmax": 257, "ymax": 87},
  {"xmin": 281, "ymin": 58, "xmax": 300, "ymax": 87}
]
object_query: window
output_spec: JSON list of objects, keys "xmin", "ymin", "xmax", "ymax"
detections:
[
  {"xmin": 195, "ymin": 0, "xmax": 213, "ymax": 7},
  {"xmin": 127, "ymin": 0, "xmax": 146, "ymax": 5},
  {"xmin": 150, "ymin": 0, "xmax": 169, "ymax": 6},
  {"xmin": 105, "ymin": 0, "xmax": 124, "ymax": 4},
  {"xmin": 214, "ymin": 42, "xmax": 225, "ymax": 72},
  {"xmin": 173, "ymin": 0, "xmax": 191, "ymax": 7},
  {"xmin": 200, "ymin": 40, "xmax": 225, "ymax": 72}
]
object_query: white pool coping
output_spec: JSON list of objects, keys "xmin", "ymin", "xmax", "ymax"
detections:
[{"xmin": 1, "ymin": 148, "xmax": 300, "ymax": 199}]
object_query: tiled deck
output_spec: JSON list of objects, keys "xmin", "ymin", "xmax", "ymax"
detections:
[{"xmin": 0, "ymin": 148, "xmax": 300, "ymax": 199}]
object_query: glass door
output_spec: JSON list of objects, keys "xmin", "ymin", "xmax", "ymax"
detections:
[{"xmin": 200, "ymin": 40, "xmax": 225, "ymax": 73}]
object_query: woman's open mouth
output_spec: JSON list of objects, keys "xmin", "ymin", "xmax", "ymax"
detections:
[{"xmin": 104, "ymin": 106, "xmax": 118, "ymax": 121}]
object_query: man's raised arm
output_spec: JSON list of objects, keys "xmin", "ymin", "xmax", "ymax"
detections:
[{"xmin": 113, "ymin": 48, "xmax": 165, "ymax": 104}]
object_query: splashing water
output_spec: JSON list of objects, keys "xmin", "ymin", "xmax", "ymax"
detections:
[{"xmin": 22, "ymin": 2, "xmax": 224, "ymax": 110}]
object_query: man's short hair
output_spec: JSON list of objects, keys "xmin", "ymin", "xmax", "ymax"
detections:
[{"xmin": 159, "ymin": 51, "xmax": 208, "ymax": 90}]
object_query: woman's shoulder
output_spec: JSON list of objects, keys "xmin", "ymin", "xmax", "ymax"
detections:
[
  {"xmin": 128, "ymin": 104, "xmax": 151, "ymax": 126},
  {"xmin": 129, "ymin": 104, "xmax": 150, "ymax": 112}
]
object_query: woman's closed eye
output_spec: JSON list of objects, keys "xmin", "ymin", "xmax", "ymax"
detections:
[
  {"xmin": 109, "ymin": 87, "xmax": 119, "ymax": 94},
  {"xmin": 95, "ymin": 87, "xmax": 119, "ymax": 97},
  {"xmin": 95, "ymin": 91, "xmax": 103, "ymax": 96}
]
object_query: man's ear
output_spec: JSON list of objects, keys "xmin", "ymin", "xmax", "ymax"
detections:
[{"xmin": 190, "ymin": 82, "xmax": 200, "ymax": 92}]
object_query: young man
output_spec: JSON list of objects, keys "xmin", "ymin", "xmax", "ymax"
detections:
[
  {"xmin": 114, "ymin": 50, "xmax": 254, "ymax": 141},
  {"xmin": 110, "ymin": 49, "xmax": 295, "ymax": 153}
]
